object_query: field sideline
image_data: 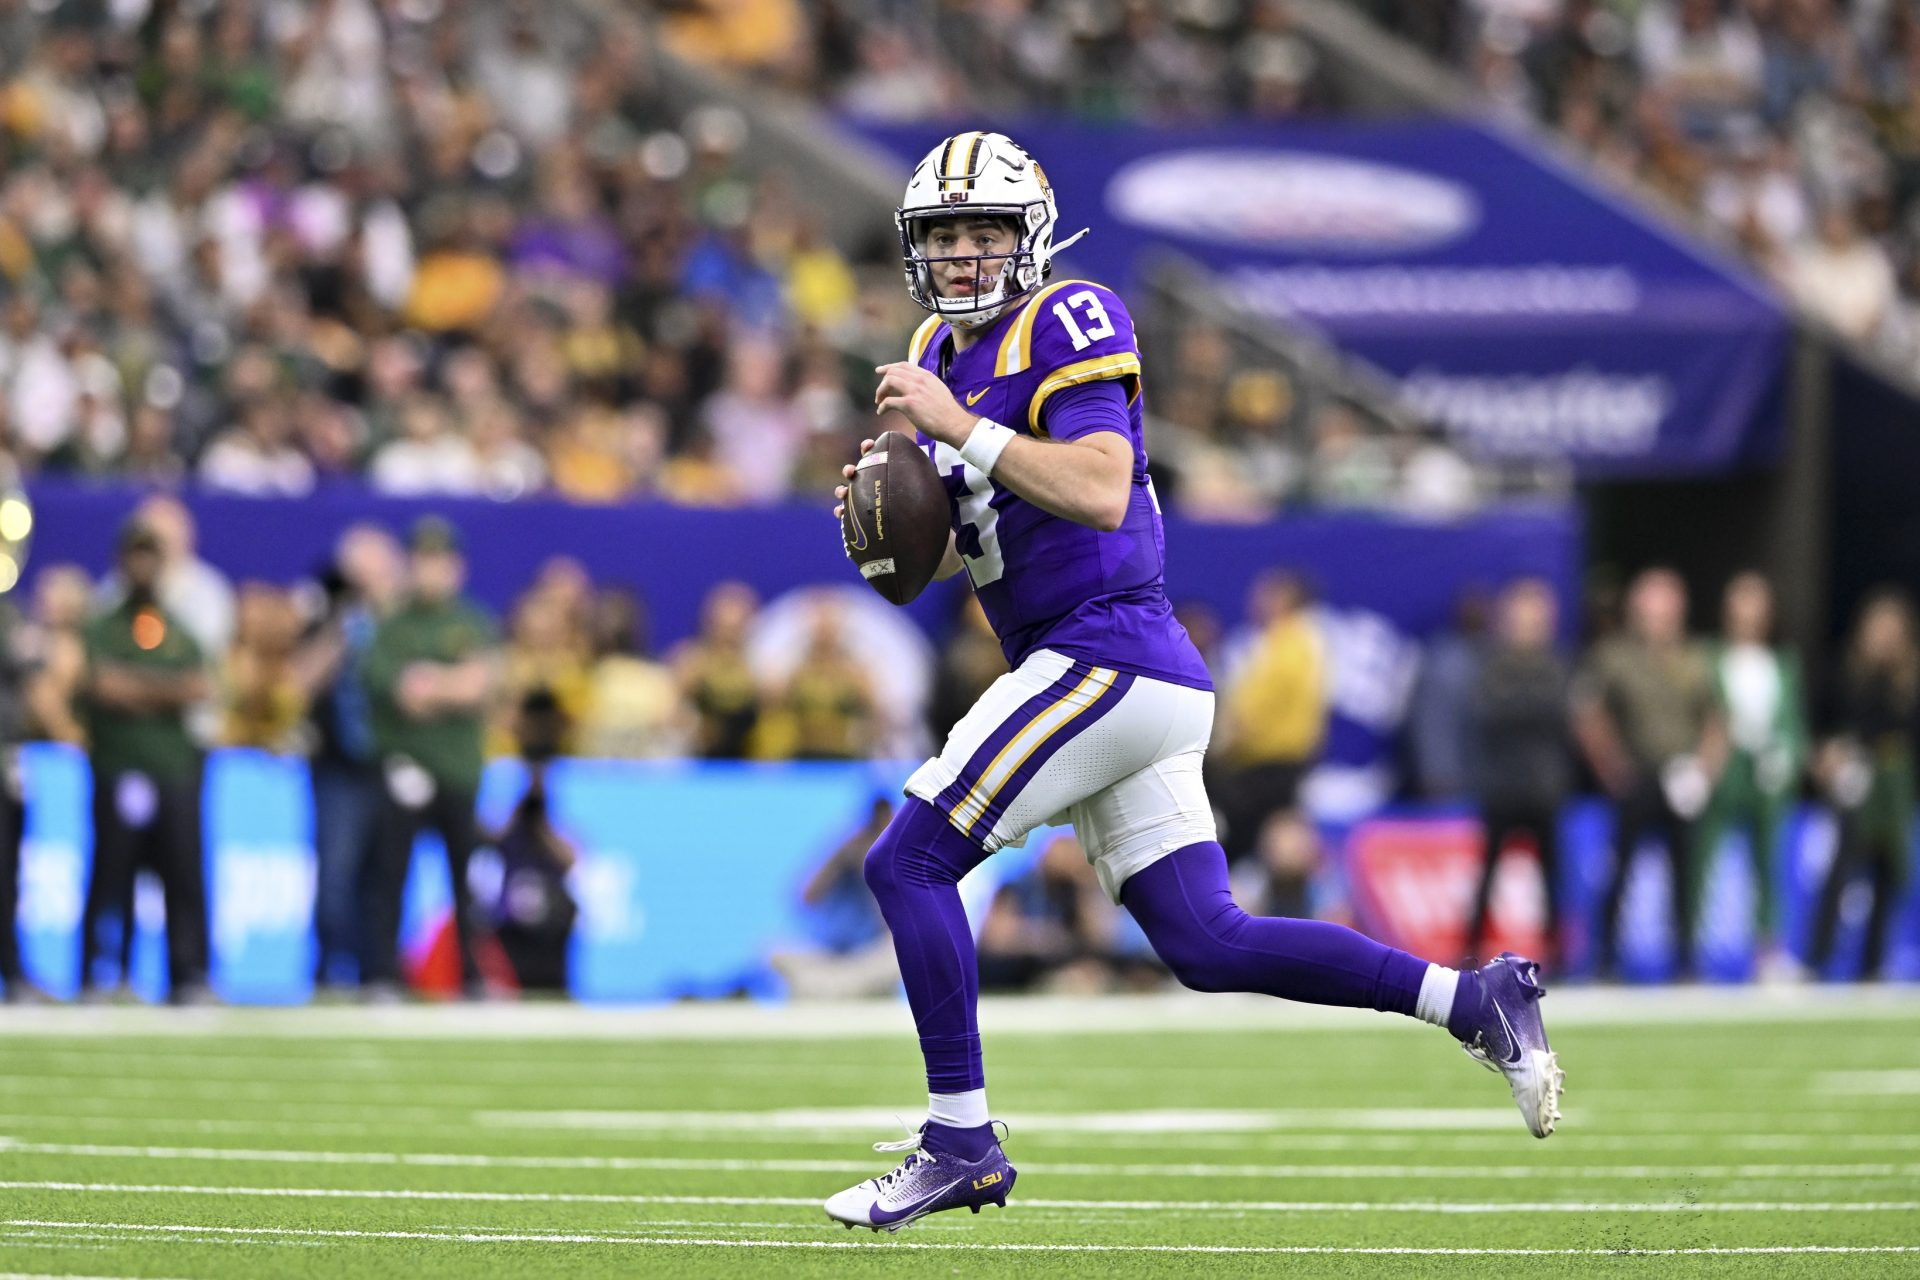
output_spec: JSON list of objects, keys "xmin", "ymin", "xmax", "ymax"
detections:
[{"xmin": 0, "ymin": 989, "xmax": 1915, "ymax": 1278}]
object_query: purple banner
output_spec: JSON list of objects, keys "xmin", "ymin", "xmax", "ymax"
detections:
[{"xmin": 853, "ymin": 118, "xmax": 1790, "ymax": 477}]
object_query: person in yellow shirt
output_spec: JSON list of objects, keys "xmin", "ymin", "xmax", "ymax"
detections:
[
  {"xmin": 777, "ymin": 605, "xmax": 876, "ymax": 761},
  {"xmin": 672, "ymin": 581, "xmax": 764, "ymax": 759},
  {"xmin": 660, "ymin": 0, "xmax": 808, "ymax": 81},
  {"xmin": 221, "ymin": 583, "xmax": 310, "ymax": 753},
  {"xmin": 493, "ymin": 590, "xmax": 593, "ymax": 759},
  {"xmin": 1216, "ymin": 571, "xmax": 1326, "ymax": 862},
  {"xmin": 577, "ymin": 589, "xmax": 688, "ymax": 758}
]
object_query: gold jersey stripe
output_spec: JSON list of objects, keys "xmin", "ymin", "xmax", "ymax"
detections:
[
  {"xmin": 1028, "ymin": 353, "xmax": 1143, "ymax": 435},
  {"xmin": 995, "ymin": 279, "xmax": 1085, "ymax": 377},
  {"xmin": 948, "ymin": 666, "xmax": 1118, "ymax": 836},
  {"xmin": 908, "ymin": 315, "xmax": 945, "ymax": 363}
]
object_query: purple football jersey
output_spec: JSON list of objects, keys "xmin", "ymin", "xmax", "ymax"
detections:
[{"xmin": 909, "ymin": 280, "xmax": 1211, "ymax": 691}]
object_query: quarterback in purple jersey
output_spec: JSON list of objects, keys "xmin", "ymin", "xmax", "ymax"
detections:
[{"xmin": 823, "ymin": 131, "xmax": 1564, "ymax": 1233}]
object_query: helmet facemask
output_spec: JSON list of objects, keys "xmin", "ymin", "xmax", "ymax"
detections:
[{"xmin": 896, "ymin": 206, "xmax": 1048, "ymax": 331}]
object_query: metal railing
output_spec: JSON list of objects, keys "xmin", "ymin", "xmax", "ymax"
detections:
[{"xmin": 1135, "ymin": 253, "xmax": 1570, "ymax": 515}]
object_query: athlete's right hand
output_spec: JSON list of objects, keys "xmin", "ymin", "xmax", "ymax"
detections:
[{"xmin": 831, "ymin": 437, "xmax": 878, "ymax": 520}]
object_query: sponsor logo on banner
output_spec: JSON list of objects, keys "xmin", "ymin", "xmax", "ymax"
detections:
[
  {"xmin": 1318, "ymin": 607, "xmax": 1421, "ymax": 733},
  {"xmin": 1398, "ymin": 367, "xmax": 1671, "ymax": 459},
  {"xmin": 1106, "ymin": 150, "xmax": 1478, "ymax": 253},
  {"xmin": 1233, "ymin": 265, "xmax": 1640, "ymax": 318},
  {"xmin": 573, "ymin": 854, "xmax": 638, "ymax": 940},
  {"xmin": 213, "ymin": 847, "xmax": 316, "ymax": 955},
  {"xmin": 18, "ymin": 839, "xmax": 82, "ymax": 932},
  {"xmin": 1345, "ymin": 817, "xmax": 1546, "ymax": 964}
]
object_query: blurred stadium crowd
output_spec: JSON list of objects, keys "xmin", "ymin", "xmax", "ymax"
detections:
[
  {"xmin": 0, "ymin": 0, "xmax": 1489, "ymax": 519},
  {"xmin": 0, "ymin": 0, "xmax": 917, "ymax": 504},
  {"xmin": 806, "ymin": 0, "xmax": 1920, "ymax": 361},
  {"xmin": 1416, "ymin": 0, "xmax": 1920, "ymax": 360}
]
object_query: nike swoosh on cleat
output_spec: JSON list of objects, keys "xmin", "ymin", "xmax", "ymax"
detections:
[
  {"xmin": 871, "ymin": 1175, "xmax": 966, "ymax": 1226},
  {"xmin": 1491, "ymin": 1001, "xmax": 1524, "ymax": 1067}
]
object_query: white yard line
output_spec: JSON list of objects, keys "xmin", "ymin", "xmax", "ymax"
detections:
[
  {"xmin": 3, "ymin": 1181, "xmax": 1918, "ymax": 1215},
  {"xmin": 0, "ymin": 1076, "xmax": 501, "ymax": 1106},
  {"xmin": 8, "ymin": 1112, "xmax": 1920, "ymax": 1153},
  {"xmin": 0, "ymin": 987, "xmax": 1915, "ymax": 1041},
  {"xmin": 3, "ymin": 1141, "xmax": 1918, "ymax": 1181},
  {"xmin": 5, "ymin": 1220, "xmax": 1918, "ymax": 1256},
  {"xmin": 471, "ymin": 1106, "xmax": 1525, "ymax": 1133},
  {"xmin": 1816, "ymin": 1070, "xmax": 1920, "ymax": 1095}
]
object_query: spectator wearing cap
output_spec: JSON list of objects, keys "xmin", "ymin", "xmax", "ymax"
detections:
[
  {"xmin": 77, "ymin": 519, "xmax": 213, "ymax": 1004},
  {"xmin": 302, "ymin": 523, "xmax": 405, "ymax": 993},
  {"xmin": 101, "ymin": 495, "xmax": 236, "ymax": 660},
  {"xmin": 361, "ymin": 517, "xmax": 500, "ymax": 1000}
]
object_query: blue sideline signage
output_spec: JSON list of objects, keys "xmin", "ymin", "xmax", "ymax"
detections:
[{"xmin": 22, "ymin": 747, "xmax": 1900, "ymax": 1002}]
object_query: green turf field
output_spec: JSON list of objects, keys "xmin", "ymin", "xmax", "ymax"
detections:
[{"xmin": 0, "ymin": 990, "xmax": 1915, "ymax": 1278}]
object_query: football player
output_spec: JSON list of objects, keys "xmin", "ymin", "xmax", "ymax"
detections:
[{"xmin": 825, "ymin": 131, "xmax": 1563, "ymax": 1232}]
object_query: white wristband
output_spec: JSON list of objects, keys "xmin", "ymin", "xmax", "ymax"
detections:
[{"xmin": 958, "ymin": 417, "xmax": 1016, "ymax": 475}]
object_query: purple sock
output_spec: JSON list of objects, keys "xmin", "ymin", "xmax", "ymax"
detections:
[
  {"xmin": 924, "ymin": 1120, "xmax": 997, "ymax": 1161},
  {"xmin": 863, "ymin": 798, "xmax": 993, "ymax": 1095},
  {"xmin": 1446, "ymin": 969, "xmax": 1488, "ymax": 1041},
  {"xmin": 1120, "ymin": 841, "xmax": 1429, "ymax": 1016}
]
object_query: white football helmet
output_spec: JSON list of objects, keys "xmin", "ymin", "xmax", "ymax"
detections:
[{"xmin": 895, "ymin": 131, "xmax": 1088, "ymax": 331}]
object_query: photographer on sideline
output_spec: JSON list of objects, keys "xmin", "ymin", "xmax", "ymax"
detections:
[{"xmin": 484, "ymin": 689, "xmax": 579, "ymax": 995}]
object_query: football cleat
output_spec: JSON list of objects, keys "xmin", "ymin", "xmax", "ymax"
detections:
[
  {"xmin": 1460, "ymin": 952, "xmax": 1565, "ymax": 1139},
  {"xmin": 823, "ymin": 1124, "xmax": 1016, "ymax": 1232}
]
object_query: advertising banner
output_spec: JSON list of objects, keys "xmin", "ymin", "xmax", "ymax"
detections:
[
  {"xmin": 14, "ymin": 747, "xmax": 1053, "ymax": 1004},
  {"xmin": 1341, "ymin": 802, "xmax": 1920, "ymax": 981},
  {"xmin": 854, "ymin": 118, "xmax": 1789, "ymax": 477},
  {"xmin": 17, "ymin": 750, "xmax": 1912, "ymax": 1003}
]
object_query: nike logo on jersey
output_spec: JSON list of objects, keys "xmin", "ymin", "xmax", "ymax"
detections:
[{"xmin": 966, "ymin": 388, "xmax": 988, "ymax": 406}]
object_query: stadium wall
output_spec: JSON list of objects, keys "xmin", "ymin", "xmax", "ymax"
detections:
[{"xmin": 16, "ymin": 746, "xmax": 1914, "ymax": 1004}]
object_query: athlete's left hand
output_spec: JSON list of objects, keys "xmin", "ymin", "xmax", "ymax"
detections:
[{"xmin": 873, "ymin": 362, "xmax": 974, "ymax": 447}]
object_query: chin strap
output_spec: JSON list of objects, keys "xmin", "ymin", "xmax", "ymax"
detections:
[{"xmin": 1044, "ymin": 226, "xmax": 1090, "ymax": 267}]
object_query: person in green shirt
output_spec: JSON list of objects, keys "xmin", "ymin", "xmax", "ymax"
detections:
[
  {"xmin": 361, "ymin": 517, "xmax": 500, "ymax": 999},
  {"xmin": 79, "ymin": 519, "xmax": 213, "ymax": 1004},
  {"xmin": 1697, "ymin": 573, "xmax": 1806, "ymax": 975},
  {"xmin": 0, "ymin": 566, "xmax": 46, "ymax": 1003}
]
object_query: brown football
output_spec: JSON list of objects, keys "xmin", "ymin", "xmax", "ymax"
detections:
[{"xmin": 842, "ymin": 430, "xmax": 951, "ymax": 606}]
